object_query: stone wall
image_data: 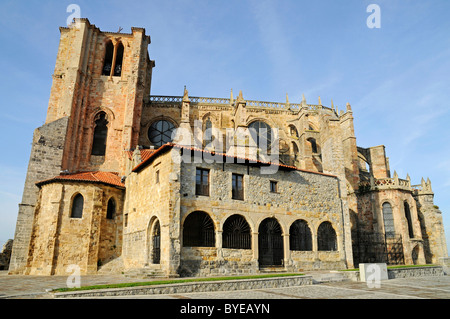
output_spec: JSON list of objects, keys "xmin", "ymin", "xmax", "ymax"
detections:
[
  {"xmin": 0, "ymin": 240, "xmax": 13, "ymax": 270},
  {"xmin": 123, "ymin": 149, "xmax": 181, "ymax": 276},
  {"xmin": 25, "ymin": 181, "xmax": 124, "ymax": 275},
  {"xmin": 9, "ymin": 117, "xmax": 69, "ymax": 274},
  {"xmin": 178, "ymin": 151, "xmax": 348, "ymax": 275}
]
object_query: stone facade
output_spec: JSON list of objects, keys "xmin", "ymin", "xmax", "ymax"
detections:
[{"xmin": 9, "ymin": 19, "xmax": 448, "ymax": 276}]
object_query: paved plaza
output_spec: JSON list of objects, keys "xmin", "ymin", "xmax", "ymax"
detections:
[{"xmin": 1, "ymin": 271, "xmax": 449, "ymax": 299}]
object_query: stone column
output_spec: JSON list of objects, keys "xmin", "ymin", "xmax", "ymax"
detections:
[
  {"xmin": 252, "ymin": 232, "xmax": 259, "ymax": 263},
  {"xmin": 283, "ymin": 233, "xmax": 291, "ymax": 268}
]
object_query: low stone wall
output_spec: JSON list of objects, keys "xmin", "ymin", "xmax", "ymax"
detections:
[
  {"xmin": 387, "ymin": 266, "xmax": 444, "ymax": 279},
  {"xmin": 340, "ymin": 266, "xmax": 445, "ymax": 281},
  {"xmin": 54, "ymin": 275, "xmax": 312, "ymax": 298}
]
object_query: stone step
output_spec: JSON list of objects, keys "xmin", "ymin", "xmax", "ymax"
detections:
[
  {"xmin": 123, "ymin": 267, "xmax": 167, "ymax": 279},
  {"xmin": 259, "ymin": 266, "xmax": 287, "ymax": 274},
  {"xmin": 309, "ymin": 271, "xmax": 349, "ymax": 284}
]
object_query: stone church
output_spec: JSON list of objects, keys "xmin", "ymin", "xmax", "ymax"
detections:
[{"xmin": 8, "ymin": 19, "xmax": 448, "ymax": 277}]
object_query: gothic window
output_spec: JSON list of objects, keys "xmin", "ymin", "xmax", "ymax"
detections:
[
  {"xmin": 196, "ymin": 168, "xmax": 210, "ymax": 196},
  {"xmin": 102, "ymin": 41, "xmax": 114, "ymax": 76},
  {"xmin": 91, "ymin": 112, "xmax": 109, "ymax": 156},
  {"xmin": 382, "ymin": 202, "xmax": 395, "ymax": 238},
  {"xmin": 249, "ymin": 121, "xmax": 272, "ymax": 150},
  {"xmin": 152, "ymin": 220, "xmax": 161, "ymax": 264},
  {"xmin": 290, "ymin": 220, "xmax": 312, "ymax": 251},
  {"xmin": 292, "ymin": 142, "xmax": 299, "ymax": 160},
  {"xmin": 222, "ymin": 215, "xmax": 251, "ymax": 249},
  {"xmin": 317, "ymin": 221, "xmax": 337, "ymax": 251},
  {"xmin": 102, "ymin": 40, "xmax": 124, "ymax": 77},
  {"xmin": 289, "ymin": 125, "xmax": 298, "ymax": 138},
  {"xmin": 148, "ymin": 120, "xmax": 176, "ymax": 147},
  {"xmin": 232, "ymin": 173, "xmax": 244, "ymax": 200},
  {"xmin": 106, "ymin": 198, "xmax": 116, "ymax": 220},
  {"xmin": 204, "ymin": 117, "xmax": 213, "ymax": 145},
  {"xmin": 183, "ymin": 211, "xmax": 215, "ymax": 247},
  {"xmin": 114, "ymin": 42, "xmax": 124, "ymax": 76},
  {"xmin": 307, "ymin": 138, "xmax": 318, "ymax": 154},
  {"xmin": 404, "ymin": 202, "xmax": 414, "ymax": 238},
  {"xmin": 71, "ymin": 194, "xmax": 84, "ymax": 219}
]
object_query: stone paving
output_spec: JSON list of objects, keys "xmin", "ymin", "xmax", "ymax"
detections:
[{"xmin": 1, "ymin": 270, "xmax": 449, "ymax": 299}]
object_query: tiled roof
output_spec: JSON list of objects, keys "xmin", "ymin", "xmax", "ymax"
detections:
[
  {"xmin": 131, "ymin": 143, "xmax": 337, "ymax": 178},
  {"xmin": 36, "ymin": 171, "xmax": 125, "ymax": 188},
  {"xmin": 125, "ymin": 148, "xmax": 158, "ymax": 162}
]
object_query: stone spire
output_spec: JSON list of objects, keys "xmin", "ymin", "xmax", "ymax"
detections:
[
  {"xmin": 230, "ymin": 88, "xmax": 234, "ymax": 106},
  {"xmin": 182, "ymin": 85, "xmax": 190, "ymax": 102},
  {"xmin": 301, "ymin": 94, "xmax": 307, "ymax": 107}
]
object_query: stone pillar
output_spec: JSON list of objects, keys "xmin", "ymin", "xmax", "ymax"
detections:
[
  {"xmin": 283, "ymin": 233, "xmax": 291, "ymax": 268},
  {"xmin": 252, "ymin": 232, "xmax": 259, "ymax": 263}
]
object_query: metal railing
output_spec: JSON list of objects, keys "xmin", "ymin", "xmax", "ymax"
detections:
[{"xmin": 148, "ymin": 95, "xmax": 337, "ymax": 113}]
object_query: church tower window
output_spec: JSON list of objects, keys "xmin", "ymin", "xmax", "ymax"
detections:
[
  {"xmin": 102, "ymin": 41, "xmax": 114, "ymax": 76},
  {"xmin": 91, "ymin": 112, "xmax": 109, "ymax": 156}
]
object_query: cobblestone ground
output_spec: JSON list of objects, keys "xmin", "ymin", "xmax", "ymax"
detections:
[{"xmin": 1, "ymin": 271, "xmax": 449, "ymax": 299}]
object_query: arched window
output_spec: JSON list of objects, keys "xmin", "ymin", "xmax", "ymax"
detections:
[
  {"xmin": 114, "ymin": 42, "xmax": 124, "ymax": 76},
  {"xmin": 404, "ymin": 202, "xmax": 414, "ymax": 238},
  {"xmin": 71, "ymin": 194, "xmax": 84, "ymax": 219},
  {"xmin": 382, "ymin": 202, "xmax": 395, "ymax": 238},
  {"xmin": 106, "ymin": 198, "xmax": 116, "ymax": 220},
  {"xmin": 249, "ymin": 121, "xmax": 272, "ymax": 150},
  {"xmin": 222, "ymin": 215, "xmax": 251, "ymax": 249},
  {"xmin": 91, "ymin": 112, "xmax": 109, "ymax": 156},
  {"xmin": 258, "ymin": 218, "xmax": 284, "ymax": 266},
  {"xmin": 152, "ymin": 220, "xmax": 161, "ymax": 264},
  {"xmin": 148, "ymin": 119, "xmax": 176, "ymax": 147},
  {"xmin": 292, "ymin": 142, "xmax": 299, "ymax": 160},
  {"xmin": 317, "ymin": 222, "xmax": 337, "ymax": 251},
  {"xmin": 102, "ymin": 41, "xmax": 114, "ymax": 76},
  {"xmin": 183, "ymin": 211, "xmax": 215, "ymax": 247},
  {"xmin": 289, "ymin": 125, "xmax": 299, "ymax": 138},
  {"xmin": 203, "ymin": 117, "xmax": 213, "ymax": 145},
  {"xmin": 289, "ymin": 220, "xmax": 312, "ymax": 251},
  {"xmin": 307, "ymin": 138, "xmax": 318, "ymax": 154}
]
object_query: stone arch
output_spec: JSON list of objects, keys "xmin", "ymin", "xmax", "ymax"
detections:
[
  {"xmin": 182, "ymin": 211, "xmax": 215, "ymax": 247},
  {"xmin": 258, "ymin": 217, "xmax": 284, "ymax": 266},
  {"xmin": 146, "ymin": 216, "xmax": 162, "ymax": 265},
  {"xmin": 317, "ymin": 221, "xmax": 337, "ymax": 251},
  {"xmin": 222, "ymin": 214, "xmax": 252, "ymax": 249},
  {"xmin": 289, "ymin": 219, "xmax": 312, "ymax": 251}
]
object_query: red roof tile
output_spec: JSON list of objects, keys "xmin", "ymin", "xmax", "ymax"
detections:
[{"xmin": 36, "ymin": 171, "xmax": 125, "ymax": 188}]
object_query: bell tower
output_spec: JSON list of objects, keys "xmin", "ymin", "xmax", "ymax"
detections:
[
  {"xmin": 45, "ymin": 18, "xmax": 154, "ymax": 173},
  {"xmin": 8, "ymin": 19, "xmax": 154, "ymax": 274}
]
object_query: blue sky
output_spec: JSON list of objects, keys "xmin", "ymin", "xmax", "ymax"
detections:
[{"xmin": 0, "ymin": 0, "xmax": 449, "ymax": 256}]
